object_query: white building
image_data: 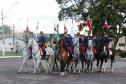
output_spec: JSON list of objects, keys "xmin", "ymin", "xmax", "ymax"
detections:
[{"xmin": 116, "ymin": 36, "xmax": 126, "ymax": 51}]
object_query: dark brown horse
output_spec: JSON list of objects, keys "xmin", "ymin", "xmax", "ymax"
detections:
[{"xmin": 56, "ymin": 39, "xmax": 69, "ymax": 77}]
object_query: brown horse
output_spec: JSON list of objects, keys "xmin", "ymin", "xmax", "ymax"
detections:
[{"xmin": 56, "ymin": 39, "xmax": 69, "ymax": 77}]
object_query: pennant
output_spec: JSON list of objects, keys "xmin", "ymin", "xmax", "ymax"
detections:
[
  {"xmin": 64, "ymin": 24, "xmax": 68, "ymax": 34},
  {"xmin": 104, "ymin": 19, "xmax": 109, "ymax": 30},
  {"xmin": 87, "ymin": 15, "xmax": 93, "ymax": 31},
  {"xmin": 54, "ymin": 24, "xmax": 57, "ymax": 32},
  {"xmin": 36, "ymin": 21, "xmax": 39, "ymax": 30}
]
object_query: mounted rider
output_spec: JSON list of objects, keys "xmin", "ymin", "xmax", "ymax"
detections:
[
  {"xmin": 62, "ymin": 32, "xmax": 73, "ymax": 55},
  {"xmin": 38, "ymin": 31, "xmax": 46, "ymax": 56},
  {"xmin": 84, "ymin": 32, "xmax": 93, "ymax": 52},
  {"xmin": 93, "ymin": 35, "xmax": 100, "ymax": 53},
  {"xmin": 103, "ymin": 33, "xmax": 110, "ymax": 53}
]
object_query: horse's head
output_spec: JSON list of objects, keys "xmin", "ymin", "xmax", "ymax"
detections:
[
  {"xmin": 87, "ymin": 39, "xmax": 93, "ymax": 49},
  {"xmin": 56, "ymin": 39, "xmax": 64, "ymax": 48},
  {"xmin": 73, "ymin": 38, "xmax": 79, "ymax": 48}
]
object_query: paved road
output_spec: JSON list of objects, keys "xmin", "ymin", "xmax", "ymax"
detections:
[{"xmin": 0, "ymin": 57, "xmax": 126, "ymax": 84}]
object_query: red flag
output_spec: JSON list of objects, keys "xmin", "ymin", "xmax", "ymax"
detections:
[
  {"xmin": 87, "ymin": 15, "xmax": 93, "ymax": 31},
  {"xmin": 80, "ymin": 21, "xmax": 84, "ymax": 30},
  {"xmin": 64, "ymin": 24, "xmax": 68, "ymax": 34},
  {"xmin": 104, "ymin": 19, "xmax": 109, "ymax": 30}
]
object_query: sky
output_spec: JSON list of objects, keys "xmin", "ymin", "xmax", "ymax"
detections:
[
  {"xmin": 0, "ymin": 0, "xmax": 61, "ymax": 33},
  {"xmin": 0, "ymin": 0, "xmax": 88, "ymax": 35}
]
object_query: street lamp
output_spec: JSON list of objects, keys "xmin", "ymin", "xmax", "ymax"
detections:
[
  {"xmin": 1, "ymin": 2, "xmax": 19, "ymax": 56},
  {"xmin": 12, "ymin": 18, "xmax": 22, "ymax": 46}
]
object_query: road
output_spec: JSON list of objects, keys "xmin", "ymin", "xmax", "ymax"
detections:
[{"xmin": 0, "ymin": 57, "xmax": 126, "ymax": 84}]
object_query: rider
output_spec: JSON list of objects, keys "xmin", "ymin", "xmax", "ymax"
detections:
[
  {"xmin": 103, "ymin": 33, "xmax": 110, "ymax": 52},
  {"xmin": 93, "ymin": 35, "xmax": 100, "ymax": 52},
  {"xmin": 38, "ymin": 31, "xmax": 46, "ymax": 56},
  {"xmin": 62, "ymin": 32, "xmax": 73, "ymax": 54}
]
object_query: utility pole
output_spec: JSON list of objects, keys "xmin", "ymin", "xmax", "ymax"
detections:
[
  {"xmin": 12, "ymin": 24, "xmax": 15, "ymax": 46},
  {"xmin": 1, "ymin": 9, "xmax": 5, "ymax": 56},
  {"xmin": 1, "ymin": 2, "xmax": 19, "ymax": 56}
]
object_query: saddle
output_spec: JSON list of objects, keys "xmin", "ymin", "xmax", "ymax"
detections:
[
  {"xmin": 104, "ymin": 45, "xmax": 112, "ymax": 56},
  {"xmin": 79, "ymin": 44, "xmax": 86, "ymax": 53},
  {"xmin": 66, "ymin": 46, "xmax": 73, "ymax": 54},
  {"xmin": 92, "ymin": 46, "xmax": 96, "ymax": 54},
  {"xmin": 39, "ymin": 46, "xmax": 46, "ymax": 56}
]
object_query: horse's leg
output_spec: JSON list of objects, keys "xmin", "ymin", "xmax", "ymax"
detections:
[
  {"xmin": 110, "ymin": 55, "xmax": 115, "ymax": 73},
  {"xmin": 60, "ymin": 61, "xmax": 66, "ymax": 77},
  {"xmin": 24, "ymin": 58, "xmax": 28, "ymax": 73},
  {"xmin": 73, "ymin": 58, "xmax": 77, "ymax": 73},
  {"xmin": 66, "ymin": 55, "xmax": 71, "ymax": 72},
  {"xmin": 34, "ymin": 57, "xmax": 41, "ymax": 74},
  {"xmin": 87, "ymin": 61, "xmax": 90, "ymax": 73},
  {"xmin": 99, "ymin": 59, "xmax": 104, "ymax": 72},
  {"xmin": 90, "ymin": 61, "xmax": 93, "ymax": 72},
  {"xmin": 18, "ymin": 57, "xmax": 27, "ymax": 73},
  {"xmin": 52, "ymin": 56, "xmax": 57, "ymax": 71},
  {"xmin": 96, "ymin": 59, "xmax": 100, "ymax": 71},
  {"xmin": 103, "ymin": 58, "xmax": 108, "ymax": 72},
  {"xmin": 32, "ymin": 55, "xmax": 37, "ymax": 73}
]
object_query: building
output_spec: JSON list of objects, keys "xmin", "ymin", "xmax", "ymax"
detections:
[{"xmin": 116, "ymin": 36, "xmax": 126, "ymax": 51}]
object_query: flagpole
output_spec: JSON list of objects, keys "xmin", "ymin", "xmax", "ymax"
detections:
[{"xmin": 36, "ymin": 21, "xmax": 39, "ymax": 40}]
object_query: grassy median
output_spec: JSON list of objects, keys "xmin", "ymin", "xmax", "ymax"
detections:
[{"xmin": 0, "ymin": 51, "xmax": 20, "ymax": 56}]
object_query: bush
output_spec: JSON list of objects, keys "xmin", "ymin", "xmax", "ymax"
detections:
[{"xmin": 119, "ymin": 51, "xmax": 126, "ymax": 58}]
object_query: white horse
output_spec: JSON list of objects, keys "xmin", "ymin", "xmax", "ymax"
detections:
[
  {"xmin": 18, "ymin": 41, "xmax": 36, "ymax": 73},
  {"xmin": 18, "ymin": 39, "xmax": 55, "ymax": 74},
  {"xmin": 85, "ymin": 39, "xmax": 94, "ymax": 72},
  {"xmin": 73, "ymin": 37, "xmax": 82, "ymax": 73},
  {"xmin": 33, "ymin": 40, "xmax": 55, "ymax": 73}
]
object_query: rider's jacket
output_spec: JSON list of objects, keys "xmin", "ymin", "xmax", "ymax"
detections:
[
  {"xmin": 93, "ymin": 37, "xmax": 100, "ymax": 49},
  {"xmin": 38, "ymin": 35, "xmax": 46, "ymax": 46},
  {"xmin": 62, "ymin": 35, "xmax": 73, "ymax": 47},
  {"xmin": 103, "ymin": 36, "xmax": 110, "ymax": 45}
]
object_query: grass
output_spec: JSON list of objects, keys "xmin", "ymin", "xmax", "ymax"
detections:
[{"xmin": 0, "ymin": 51, "xmax": 20, "ymax": 56}]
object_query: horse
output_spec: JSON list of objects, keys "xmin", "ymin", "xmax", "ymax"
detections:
[
  {"xmin": 18, "ymin": 40, "xmax": 36, "ymax": 74},
  {"xmin": 18, "ymin": 39, "xmax": 55, "ymax": 74},
  {"xmin": 49, "ymin": 37, "xmax": 60, "ymax": 71},
  {"xmin": 33, "ymin": 39, "xmax": 55, "ymax": 74},
  {"xmin": 85, "ymin": 39, "xmax": 94, "ymax": 72},
  {"xmin": 56, "ymin": 39, "xmax": 69, "ymax": 77},
  {"xmin": 73, "ymin": 37, "xmax": 85, "ymax": 73},
  {"xmin": 95, "ymin": 39, "xmax": 115, "ymax": 72}
]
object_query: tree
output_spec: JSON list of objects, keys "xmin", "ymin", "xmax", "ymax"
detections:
[
  {"xmin": 56, "ymin": 0, "xmax": 126, "ymax": 49},
  {"xmin": 0, "ymin": 25, "xmax": 12, "ymax": 34}
]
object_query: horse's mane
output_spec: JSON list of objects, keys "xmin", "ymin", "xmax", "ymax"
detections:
[{"xmin": 57, "ymin": 39, "xmax": 67, "ymax": 50}]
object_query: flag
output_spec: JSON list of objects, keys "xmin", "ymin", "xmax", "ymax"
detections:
[
  {"xmin": 79, "ymin": 21, "xmax": 84, "ymax": 30},
  {"xmin": 70, "ymin": 19, "xmax": 75, "ymax": 38},
  {"xmin": 55, "ymin": 24, "xmax": 60, "ymax": 40},
  {"xmin": 104, "ymin": 19, "xmax": 109, "ymax": 30},
  {"xmin": 64, "ymin": 24, "xmax": 68, "ymax": 34},
  {"xmin": 36, "ymin": 21, "xmax": 39, "ymax": 30},
  {"xmin": 87, "ymin": 15, "xmax": 93, "ymax": 31},
  {"xmin": 54, "ymin": 24, "xmax": 57, "ymax": 32}
]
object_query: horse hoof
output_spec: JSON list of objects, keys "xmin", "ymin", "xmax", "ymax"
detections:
[
  {"xmin": 18, "ymin": 72, "xmax": 21, "ymax": 74},
  {"xmin": 25, "ymin": 71, "xmax": 28, "ymax": 74}
]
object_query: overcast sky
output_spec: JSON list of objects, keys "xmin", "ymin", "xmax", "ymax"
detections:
[{"xmin": 0, "ymin": 0, "xmax": 61, "ymax": 33}]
